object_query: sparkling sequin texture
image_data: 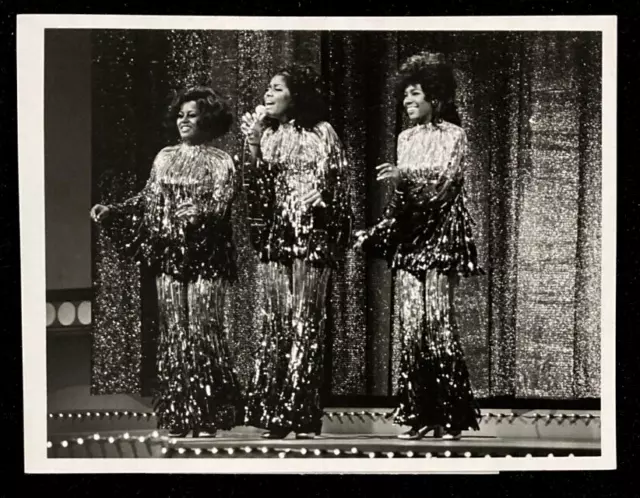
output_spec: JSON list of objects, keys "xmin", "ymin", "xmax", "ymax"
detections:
[
  {"xmin": 572, "ymin": 35, "xmax": 602, "ymax": 398},
  {"xmin": 356, "ymin": 120, "xmax": 481, "ymax": 431},
  {"xmin": 90, "ymin": 31, "xmax": 602, "ymax": 401},
  {"xmin": 160, "ymin": 29, "xmax": 264, "ymax": 399},
  {"xmin": 229, "ymin": 32, "xmax": 328, "ymax": 392},
  {"xmin": 248, "ymin": 121, "xmax": 352, "ymax": 267},
  {"xmin": 91, "ymin": 31, "xmax": 142, "ymax": 395},
  {"xmin": 106, "ymin": 145, "xmax": 237, "ymax": 280},
  {"xmin": 393, "ymin": 270, "xmax": 480, "ymax": 431},
  {"xmin": 512, "ymin": 33, "xmax": 602, "ymax": 398},
  {"xmin": 356, "ymin": 122, "xmax": 482, "ymax": 278},
  {"xmin": 389, "ymin": 32, "xmax": 602, "ymax": 399},
  {"xmin": 442, "ymin": 50, "xmax": 490, "ymax": 398},
  {"xmin": 100, "ymin": 143, "xmax": 242, "ymax": 432},
  {"xmin": 322, "ymin": 33, "xmax": 374, "ymax": 396},
  {"xmin": 243, "ymin": 120, "xmax": 353, "ymax": 433}
]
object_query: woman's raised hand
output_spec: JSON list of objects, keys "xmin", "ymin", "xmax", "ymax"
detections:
[
  {"xmin": 375, "ymin": 162, "xmax": 401, "ymax": 183},
  {"xmin": 241, "ymin": 111, "xmax": 264, "ymax": 146},
  {"xmin": 90, "ymin": 204, "xmax": 111, "ymax": 223},
  {"xmin": 302, "ymin": 189, "xmax": 325, "ymax": 208},
  {"xmin": 175, "ymin": 201, "xmax": 199, "ymax": 224}
]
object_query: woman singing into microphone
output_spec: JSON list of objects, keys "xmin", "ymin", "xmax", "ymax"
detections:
[
  {"xmin": 355, "ymin": 53, "xmax": 482, "ymax": 440},
  {"xmin": 240, "ymin": 64, "xmax": 353, "ymax": 439},
  {"xmin": 91, "ymin": 87, "xmax": 242, "ymax": 438}
]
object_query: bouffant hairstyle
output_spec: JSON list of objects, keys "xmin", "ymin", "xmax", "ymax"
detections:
[
  {"xmin": 167, "ymin": 86, "xmax": 233, "ymax": 141},
  {"xmin": 395, "ymin": 52, "xmax": 461, "ymax": 126},
  {"xmin": 263, "ymin": 64, "xmax": 328, "ymax": 131}
]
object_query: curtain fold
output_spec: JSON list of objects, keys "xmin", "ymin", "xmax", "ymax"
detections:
[
  {"xmin": 91, "ymin": 31, "xmax": 142, "ymax": 395},
  {"xmin": 573, "ymin": 35, "xmax": 602, "ymax": 399}
]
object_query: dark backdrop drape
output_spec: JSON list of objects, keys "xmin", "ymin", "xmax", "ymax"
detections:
[{"xmin": 91, "ymin": 30, "xmax": 601, "ymax": 403}]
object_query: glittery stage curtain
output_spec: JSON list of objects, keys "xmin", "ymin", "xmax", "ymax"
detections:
[
  {"xmin": 320, "ymin": 31, "xmax": 601, "ymax": 400},
  {"xmin": 403, "ymin": 32, "xmax": 601, "ymax": 400},
  {"xmin": 91, "ymin": 30, "xmax": 601, "ymax": 401}
]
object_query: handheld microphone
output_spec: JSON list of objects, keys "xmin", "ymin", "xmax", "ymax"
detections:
[
  {"xmin": 255, "ymin": 104, "xmax": 266, "ymax": 122},
  {"xmin": 242, "ymin": 104, "xmax": 266, "ymax": 141},
  {"xmin": 241, "ymin": 103, "xmax": 267, "ymax": 193}
]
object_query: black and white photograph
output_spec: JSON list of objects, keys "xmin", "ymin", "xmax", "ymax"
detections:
[{"xmin": 18, "ymin": 15, "xmax": 616, "ymax": 473}]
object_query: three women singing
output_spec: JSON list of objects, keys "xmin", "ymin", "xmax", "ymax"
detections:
[{"xmin": 92, "ymin": 52, "xmax": 480, "ymax": 442}]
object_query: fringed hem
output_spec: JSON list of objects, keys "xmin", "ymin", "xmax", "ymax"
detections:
[
  {"xmin": 393, "ymin": 200, "xmax": 484, "ymax": 279},
  {"xmin": 248, "ymin": 216, "xmax": 351, "ymax": 270},
  {"xmin": 243, "ymin": 409, "xmax": 324, "ymax": 435},
  {"xmin": 355, "ymin": 190, "xmax": 483, "ymax": 279},
  {"xmin": 243, "ymin": 262, "xmax": 330, "ymax": 435},
  {"xmin": 152, "ymin": 316, "xmax": 243, "ymax": 433},
  {"xmin": 243, "ymin": 127, "xmax": 353, "ymax": 271},
  {"xmin": 393, "ymin": 336, "xmax": 481, "ymax": 433},
  {"xmin": 101, "ymin": 213, "xmax": 238, "ymax": 283},
  {"xmin": 243, "ymin": 321, "xmax": 326, "ymax": 434}
]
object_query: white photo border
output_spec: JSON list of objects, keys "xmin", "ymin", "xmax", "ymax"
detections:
[{"xmin": 17, "ymin": 14, "xmax": 617, "ymax": 474}]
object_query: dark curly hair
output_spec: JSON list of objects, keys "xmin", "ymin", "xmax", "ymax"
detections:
[
  {"xmin": 166, "ymin": 86, "xmax": 233, "ymax": 141},
  {"xmin": 396, "ymin": 52, "xmax": 461, "ymax": 126},
  {"xmin": 263, "ymin": 64, "xmax": 328, "ymax": 131}
]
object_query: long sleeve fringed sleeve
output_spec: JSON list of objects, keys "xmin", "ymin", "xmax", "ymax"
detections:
[
  {"xmin": 356, "ymin": 122, "xmax": 482, "ymax": 279},
  {"xmin": 102, "ymin": 145, "xmax": 238, "ymax": 283},
  {"xmin": 100, "ymin": 161, "xmax": 158, "ymax": 263},
  {"xmin": 307, "ymin": 122, "xmax": 353, "ymax": 267},
  {"xmin": 181, "ymin": 151, "xmax": 238, "ymax": 283},
  {"xmin": 244, "ymin": 153, "xmax": 278, "ymax": 255}
]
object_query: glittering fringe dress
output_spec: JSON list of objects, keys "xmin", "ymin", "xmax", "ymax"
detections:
[
  {"xmin": 244, "ymin": 120, "xmax": 352, "ymax": 435},
  {"xmin": 102, "ymin": 143, "xmax": 241, "ymax": 434},
  {"xmin": 356, "ymin": 121, "xmax": 482, "ymax": 434}
]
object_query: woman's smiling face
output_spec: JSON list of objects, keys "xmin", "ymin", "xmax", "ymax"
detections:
[
  {"xmin": 403, "ymin": 84, "xmax": 433, "ymax": 123},
  {"xmin": 177, "ymin": 101, "xmax": 203, "ymax": 142}
]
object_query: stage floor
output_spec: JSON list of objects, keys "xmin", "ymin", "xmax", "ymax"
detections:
[
  {"xmin": 162, "ymin": 433, "xmax": 601, "ymax": 458},
  {"xmin": 46, "ymin": 408, "xmax": 602, "ymax": 459}
]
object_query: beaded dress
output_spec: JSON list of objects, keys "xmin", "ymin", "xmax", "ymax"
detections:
[
  {"xmin": 356, "ymin": 121, "xmax": 482, "ymax": 433},
  {"xmin": 243, "ymin": 120, "xmax": 353, "ymax": 434},
  {"xmin": 103, "ymin": 142, "xmax": 242, "ymax": 434}
]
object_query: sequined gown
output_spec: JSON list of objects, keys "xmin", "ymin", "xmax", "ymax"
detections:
[
  {"xmin": 102, "ymin": 143, "xmax": 241, "ymax": 434},
  {"xmin": 244, "ymin": 120, "xmax": 352, "ymax": 434},
  {"xmin": 357, "ymin": 121, "xmax": 482, "ymax": 433}
]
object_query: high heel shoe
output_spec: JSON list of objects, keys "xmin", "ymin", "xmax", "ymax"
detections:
[
  {"xmin": 168, "ymin": 428, "xmax": 189, "ymax": 438},
  {"xmin": 261, "ymin": 429, "xmax": 290, "ymax": 439},
  {"xmin": 295, "ymin": 432, "xmax": 315, "ymax": 440},
  {"xmin": 441, "ymin": 430, "xmax": 462, "ymax": 441},
  {"xmin": 397, "ymin": 425, "xmax": 443, "ymax": 440},
  {"xmin": 193, "ymin": 428, "xmax": 217, "ymax": 438}
]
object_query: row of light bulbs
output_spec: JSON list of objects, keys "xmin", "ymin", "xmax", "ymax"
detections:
[
  {"xmin": 47, "ymin": 431, "xmax": 164, "ymax": 448},
  {"xmin": 163, "ymin": 448, "xmax": 575, "ymax": 459},
  {"xmin": 46, "ymin": 432, "xmax": 579, "ymax": 459},
  {"xmin": 48, "ymin": 410, "xmax": 600, "ymax": 421}
]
